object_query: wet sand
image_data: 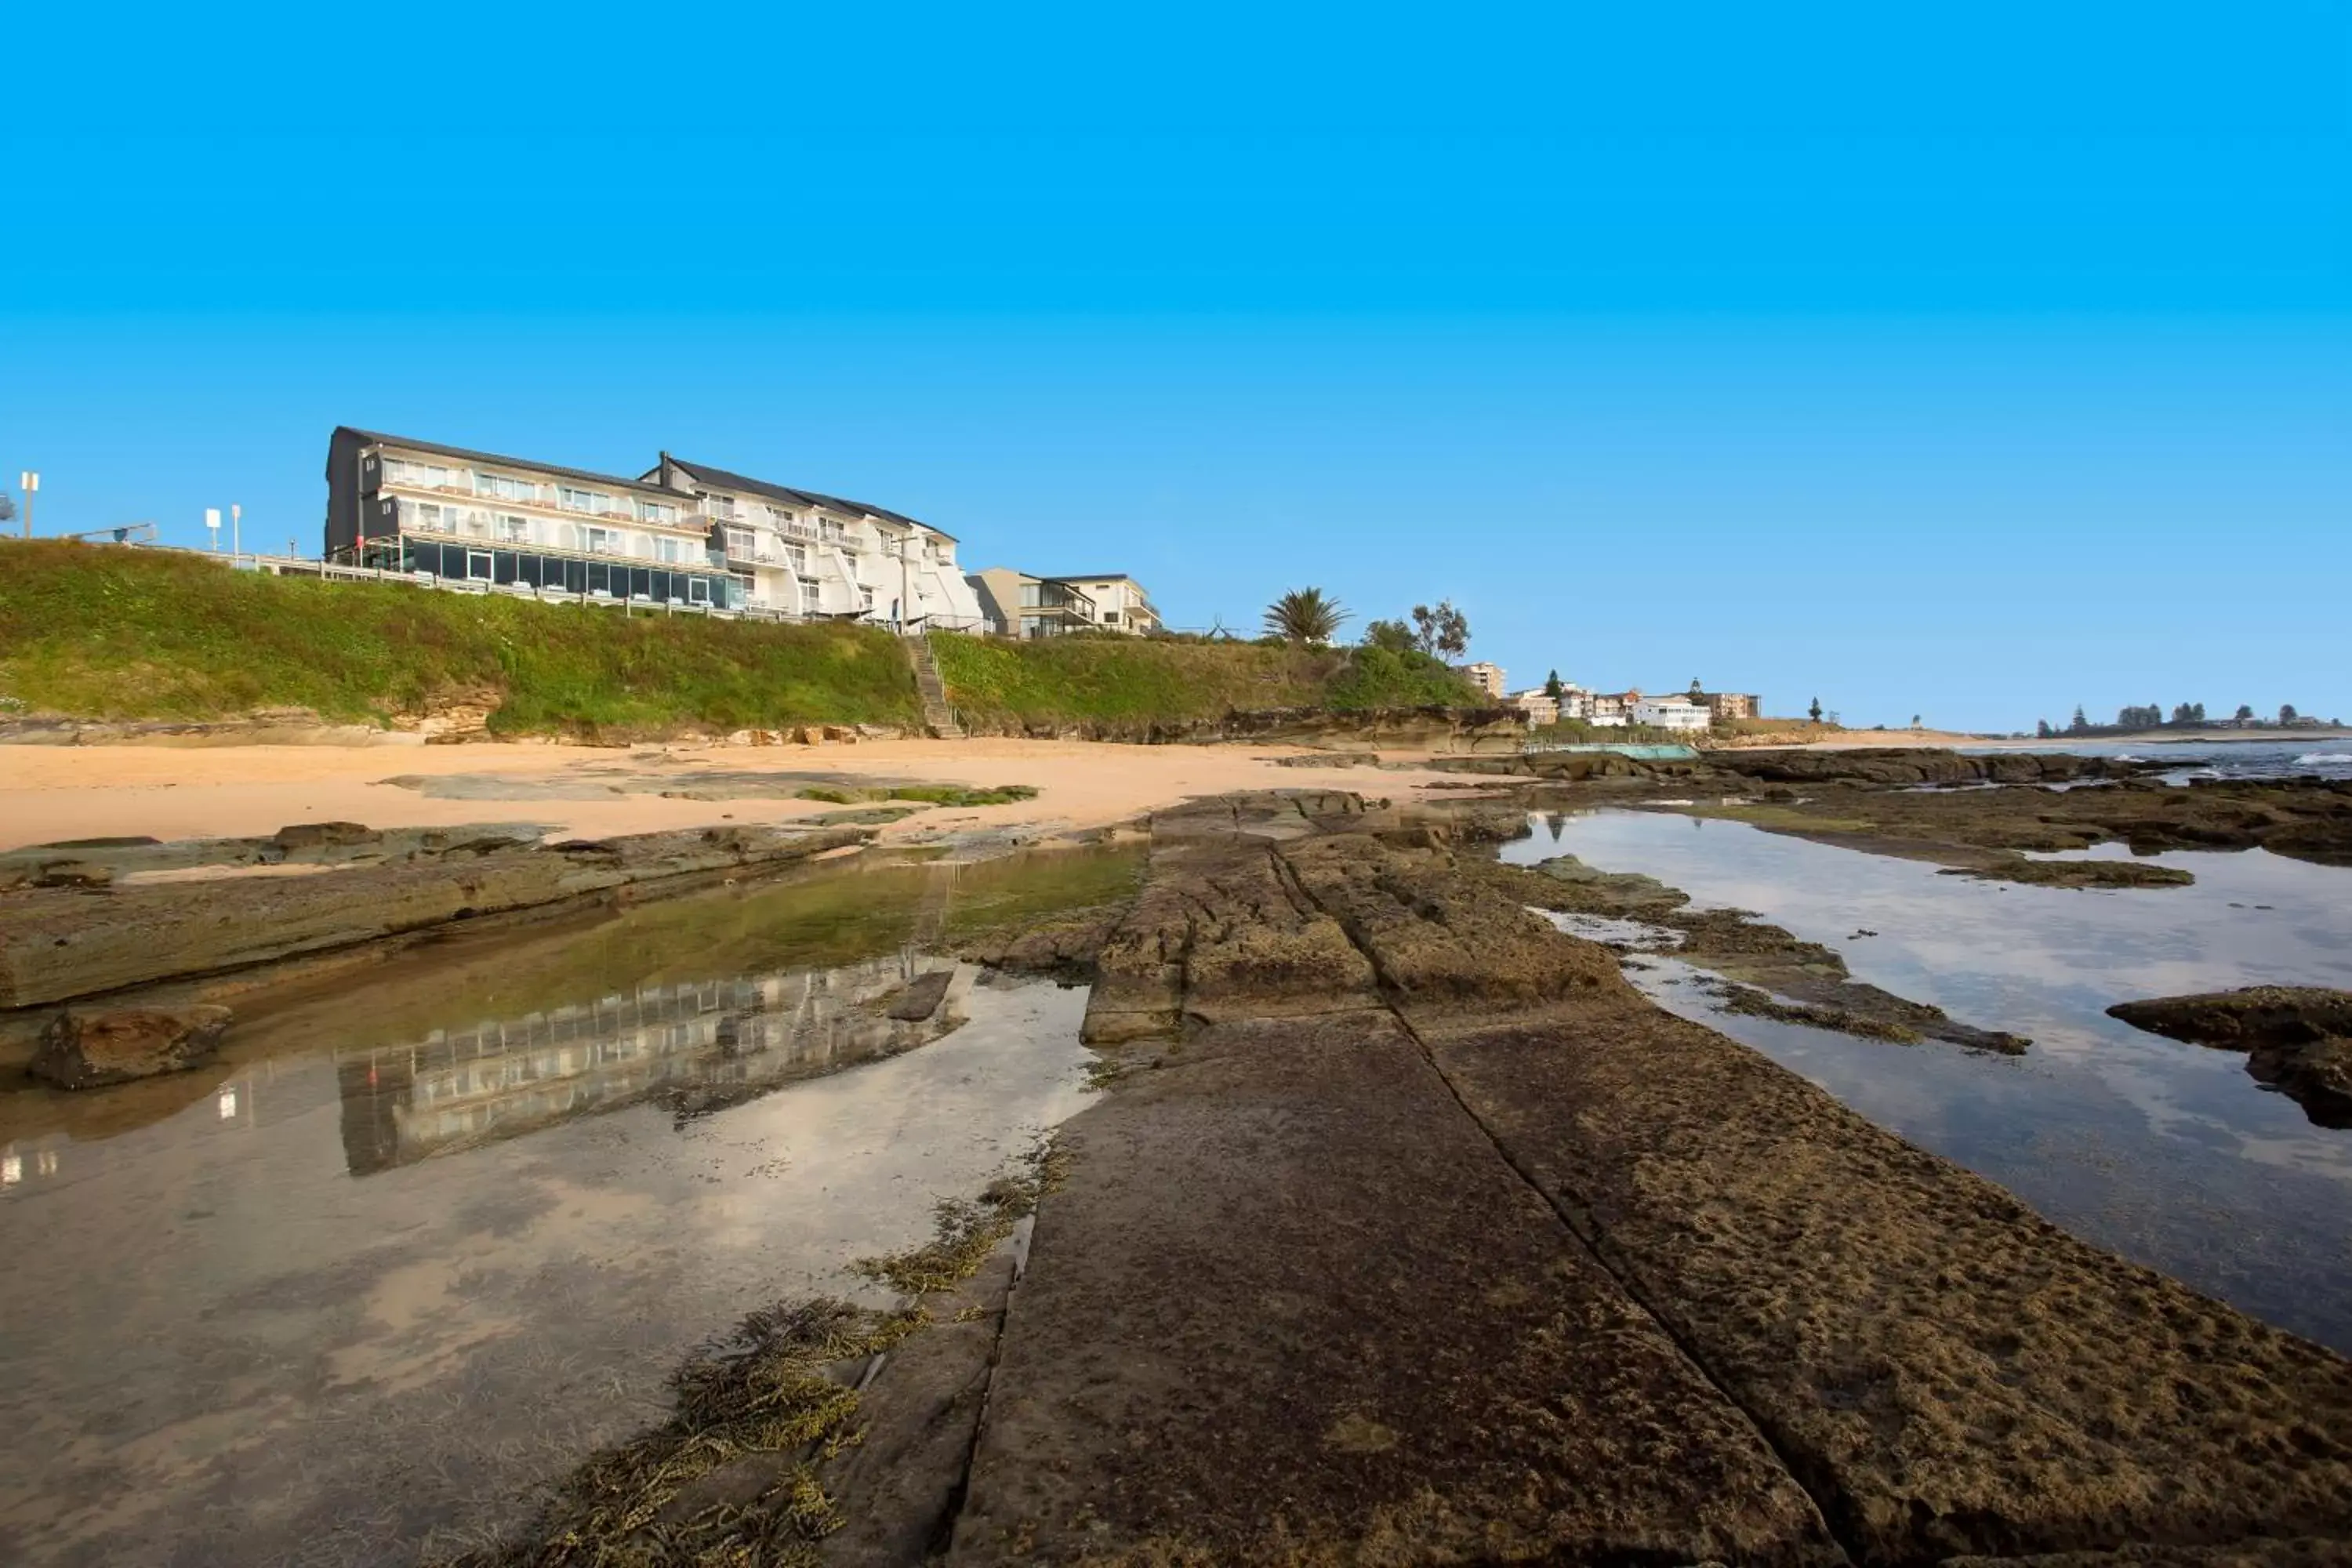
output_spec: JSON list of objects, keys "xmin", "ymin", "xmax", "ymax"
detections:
[{"xmin": 0, "ymin": 738, "xmax": 1460, "ymax": 854}]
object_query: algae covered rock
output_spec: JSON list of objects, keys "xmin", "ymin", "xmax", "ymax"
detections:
[
  {"xmin": 31, "ymin": 1005, "xmax": 234, "ymax": 1089},
  {"xmin": 2108, "ymin": 986, "xmax": 2352, "ymax": 1127}
]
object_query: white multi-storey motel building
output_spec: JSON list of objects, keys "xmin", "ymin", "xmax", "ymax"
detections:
[{"xmin": 325, "ymin": 428, "xmax": 985, "ymax": 628}]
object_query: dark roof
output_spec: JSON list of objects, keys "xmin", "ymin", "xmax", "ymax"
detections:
[
  {"xmin": 334, "ymin": 426, "xmax": 683, "ymax": 501},
  {"xmin": 1042, "ymin": 572, "xmax": 1142, "ymax": 583},
  {"xmin": 661, "ymin": 456, "xmax": 954, "ymax": 542}
]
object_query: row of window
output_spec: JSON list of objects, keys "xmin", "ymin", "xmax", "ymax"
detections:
[
  {"xmin": 399, "ymin": 500, "xmax": 708, "ymax": 564},
  {"xmin": 382, "ymin": 457, "xmax": 684, "ymax": 526},
  {"xmin": 397, "ymin": 539, "xmax": 745, "ymax": 608}
]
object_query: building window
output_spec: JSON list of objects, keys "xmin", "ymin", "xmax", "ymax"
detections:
[
  {"xmin": 636, "ymin": 499, "xmax": 679, "ymax": 526},
  {"xmin": 782, "ymin": 543, "xmax": 808, "ymax": 572},
  {"xmin": 495, "ymin": 514, "xmax": 530, "ymax": 543},
  {"xmin": 723, "ymin": 526, "xmax": 757, "ymax": 561},
  {"xmin": 707, "ymin": 495, "xmax": 736, "ymax": 519},
  {"xmin": 475, "ymin": 471, "xmax": 541, "ymax": 503},
  {"xmin": 800, "ymin": 583, "xmax": 822, "ymax": 614},
  {"xmin": 583, "ymin": 527, "xmax": 622, "ymax": 556},
  {"xmin": 558, "ymin": 486, "xmax": 610, "ymax": 514},
  {"xmin": 1102, "ymin": 611, "xmax": 1119, "ymax": 624}
]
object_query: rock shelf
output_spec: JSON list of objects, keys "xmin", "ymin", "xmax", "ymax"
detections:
[{"xmin": 449, "ymin": 789, "xmax": 2352, "ymax": 1566}]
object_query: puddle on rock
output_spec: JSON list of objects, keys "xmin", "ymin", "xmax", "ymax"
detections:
[
  {"xmin": 1503, "ymin": 809, "xmax": 2352, "ymax": 1355},
  {"xmin": 0, "ymin": 845, "xmax": 1138, "ymax": 1567}
]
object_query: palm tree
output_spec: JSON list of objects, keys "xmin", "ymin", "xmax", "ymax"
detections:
[{"xmin": 1263, "ymin": 587, "xmax": 1349, "ymax": 644}]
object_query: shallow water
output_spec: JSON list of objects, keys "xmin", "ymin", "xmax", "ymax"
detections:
[
  {"xmin": 0, "ymin": 847, "xmax": 1136, "ymax": 1567},
  {"xmin": 1502, "ymin": 810, "xmax": 2352, "ymax": 1353}
]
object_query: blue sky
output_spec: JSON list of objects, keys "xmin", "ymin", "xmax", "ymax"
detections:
[{"xmin": 3, "ymin": 2, "xmax": 2347, "ymax": 730}]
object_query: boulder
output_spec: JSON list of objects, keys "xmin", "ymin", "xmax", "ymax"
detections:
[
  {"xmin": 271, "ymin": 821, "xmax": 383, "ymax": 851},
  {"xmin": 30, "ymin": 1006, "xmax": 234, "ymax": 1089}
]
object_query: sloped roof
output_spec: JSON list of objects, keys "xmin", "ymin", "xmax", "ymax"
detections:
[
  {"xmin": 661, "ymin": 456, "xmax": 954, "ymax": 542},
  {"xmin": 335, "ymin": 427, "xmax": 682, "ymax": 500}
]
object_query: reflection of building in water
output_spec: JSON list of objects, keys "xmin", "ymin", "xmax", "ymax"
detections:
[{"xmin": 337, "ymin": 955, "xmax": 946, "ymax": 1176}]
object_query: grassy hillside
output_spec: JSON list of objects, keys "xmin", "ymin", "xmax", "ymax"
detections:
[
  {"xmin": 930, "ymin": 631, "xmax": 1476, "ymax": 728},
  {"xmin": 0, "ymin": 541, "xmax": 922, "ymax": 735}
]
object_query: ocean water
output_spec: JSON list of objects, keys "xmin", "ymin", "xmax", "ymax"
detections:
[{"xmin": 1962, "ymin": 736, "xmax": 2352, "ymax": 782}]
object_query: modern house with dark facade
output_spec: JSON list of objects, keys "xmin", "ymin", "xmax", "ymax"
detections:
[{"xmin": 325, "ymin": 427, "xmax": 746, "ymax": 608}]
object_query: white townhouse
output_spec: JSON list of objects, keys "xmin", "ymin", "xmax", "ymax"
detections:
[
  {"xmin": 644, "ymin": 456, "xmax": 986, "ymax": 630},
  {"xmin": 1631, "ymin": 695, "xmax": 1713, "ymax": 732}
]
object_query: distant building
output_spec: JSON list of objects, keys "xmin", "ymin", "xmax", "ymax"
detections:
[
  {"xmin": 1460, "ymin": 662, "xmax": 1507, "ymax": 701},
  {"xmin": 1587, "ymin": 691, "xmax": 1631, "ymax": 726},
  {"xmin": 1693, "ymin": 689, "xmax": 1762, "ymax": 721},
  {"xmin": 1508, "ymin": 688, "xmax": 1559, "ymax": 727},
  {"xmin": 1632, "ymin": 695, "xmax": 1713, "ymax": 732},
  {"xmin": 966, "ymin": 570, "xmax": 1160, "ymax": 638}
]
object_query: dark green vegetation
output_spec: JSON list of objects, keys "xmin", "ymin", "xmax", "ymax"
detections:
[
  {"xmin": 927, "ymin": 628, "xmax": 1473, "ymax": 727},
  {"xmin": 1260, "ymin": 584, "xmax": 1349, "ymax": 643},
  {"xmin": 0, "ymin": 541, "xmax": 923, "ymax": 735},
  {"xmin": 0, "ymin": 543, "xmax": 1497, "ymax": 737}
]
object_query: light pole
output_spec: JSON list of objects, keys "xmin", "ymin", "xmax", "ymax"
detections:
[
  {"xmin": 19, "ymin": 471, "xmax": 36, "ymax": 539},
  {"xmin": 230, "ymin": 503, "xmax": 241, "ymax": 559}
]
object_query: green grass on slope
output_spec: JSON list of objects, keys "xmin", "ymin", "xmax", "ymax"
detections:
[
  {"xmin": 0, "ymin": 541, "xmax": 922, "ymax": 734},
  {"xmin": 929, "ymin": 632, "xmax": 1475, "ymax": 726}
]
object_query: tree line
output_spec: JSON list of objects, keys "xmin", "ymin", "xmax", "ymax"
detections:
[{"xmin": 2035, "ymin": 702, "xmax": 2310, "ymax": 738}]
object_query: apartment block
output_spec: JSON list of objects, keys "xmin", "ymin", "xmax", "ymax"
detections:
[
  {"xmin": 1694, "ymin": 689, "xmax": 1763, "ymax": 720},
  {"xmin": 1459, "ymin": 662, "xmax": 1507, "ymax": 700},
  {"xmin": 327, "ymin": 428, "xmax": 743, "ymax": 608},
  {"xmin": 325, "ymin": 428, "xmax": 985, "ymax": 627},
  {"xmin": 1508, "ymin": 688, "xmax": 1559, "ymax": 726},
  {"xmin": 647, "ymin": 456, "xmax": 985, "ymax": 629}
]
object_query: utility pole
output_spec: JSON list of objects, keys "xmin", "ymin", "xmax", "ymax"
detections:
[{"xmin": 19, "ymin": 471, "xmax": 36, "ymax": 538}]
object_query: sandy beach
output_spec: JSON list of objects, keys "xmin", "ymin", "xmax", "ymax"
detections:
[{"xmin": 0, "ymin": 738, "xmax": 1457, "ymax": 854}]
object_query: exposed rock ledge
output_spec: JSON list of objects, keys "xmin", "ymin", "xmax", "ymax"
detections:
[
  {"xmin": 2109, "ymin": 987, "xmax": 2352, "ymax": 1129},
  {"xmin": 0, "ymin": 822, "xmax": 871, "ymax": 1014},
  {"xmin": 556, "ymin": 790, "xmax": 2351, "ymax": 1567}
]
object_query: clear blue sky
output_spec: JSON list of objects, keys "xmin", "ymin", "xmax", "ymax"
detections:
[{"xmin": 4, "ymin": 2, "xmax": 2346, "ymax": 731}]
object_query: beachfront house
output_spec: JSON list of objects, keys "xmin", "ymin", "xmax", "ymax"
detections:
[
  {"xmin": 644, "ymin": 456, "xmax": 986, "ymax": 630},
  {"xmin": 1045, "ymin": 574, "xmax": 1161, "ymax": 634},
  {"xmin": 325, "ymin": 428, "xmax": 746, "ymax": 609},
  {"xmin": 1632, "ymin": 695, "xmax": 1714, "ymax": 732}
]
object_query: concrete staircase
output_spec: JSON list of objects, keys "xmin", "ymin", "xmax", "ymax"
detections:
[{"xmin": 906, "ymin": 635, "xmax": 964, "ymax": 739}]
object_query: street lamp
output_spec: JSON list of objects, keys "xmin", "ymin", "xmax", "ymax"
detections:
[
  {"xmin": 230, "ymin": 503, "xmax": 241, "ymax": 559},
  {"xmin": 19, "ymin": 471, "xmax": 36, "ymax": 539}
]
